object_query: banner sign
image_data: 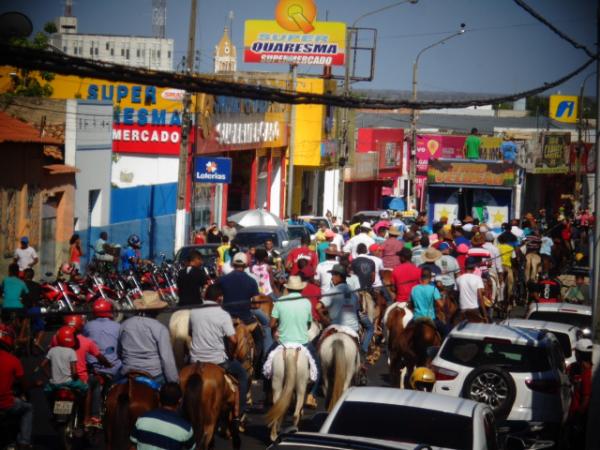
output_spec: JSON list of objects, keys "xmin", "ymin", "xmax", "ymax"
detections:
[
  {"xmin": 193, "ymin": 157, "xmax": 232, "ymax": 184},
  {"xmin": 244, "ymin": 0, "xmax": 345, "ymax": 66},
  {"xmin": 533, "ymin": 132, "xmax": 570, "ymax": 174},
  {"xmin": 112, "ymin": 124, "xmax": 182, "ymax": 155},
  {"xmin": 570, "ymin": 142, "xmax": 596, "ymax": 174},
  {"xmin": 549, "ymin": 95, "xmax": 578, "ymax": 124},
  {"xmin": 433, "ymin": 203, "xmax": 458, "ymax": 223},
  {"xmin": 416, "ymin": 135, "xmax": 465, "ymax": 173},
  {"xmin": 428, "ymin": 160, "xmax": 515, "ymax": 187}
]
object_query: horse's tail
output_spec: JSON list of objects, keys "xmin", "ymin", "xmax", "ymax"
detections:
[
  {"xmin": 182, "ymin": 371, "xmax": 203, "ymax": 444},
  {"xmin": 266, "ymin": 349, "xmax": 297, "ymax": 426},
  {"xmin": 113, "ymin": 385, "xmax": 131, "ymax": 450},
  {"xmin": 329, "ymin": 339, "xmax": 347, "ymax": 412}
]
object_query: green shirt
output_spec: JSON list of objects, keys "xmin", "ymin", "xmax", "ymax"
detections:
[
  {"xmin": 1, "ymin": 276, "xmax": 28, "ymax": 309},
  {"xmin": 465, "ymin": 135, "xmax": 481, "ymax": 159},
  {"xmin": 271, "ymin": 292, "xmax": 312, "ymax": 345}
]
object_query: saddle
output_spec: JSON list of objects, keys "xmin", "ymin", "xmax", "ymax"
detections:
[
  {"xmin": 192, "ymin": 362, "xmax": 239, "ymax": 394},
  {"xmin": 115, "ymin": 370, "xmax": 161, "ymax": 391},
  {"xmin": 317, "ymin": 325, "xmax": 360, "ymax": 351}
]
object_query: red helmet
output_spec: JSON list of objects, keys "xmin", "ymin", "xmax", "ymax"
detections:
[
  {"xmin": 60, "ymin": 263, "xmax": 74, "ymax": 275},
  {"xmin": 56, "ymin": 326, "xmax": 77, "ymax": 348},
  {"xmin": 63, "ymin": 314, "xmax": 85, "ymax": 331},
  {"xmin": 93, "ymin": 299, "xmax": 113, "ymax": 318},
  {"xmin": 0, "ymin": 324, "xmax": 15, "ymax": 349}
]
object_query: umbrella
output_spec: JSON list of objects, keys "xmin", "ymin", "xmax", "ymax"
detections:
[
  {"xmin": 388, "ymin": 197, "xmax": 406, "ymax": 211},
  {"xmin": 228, "ymin": 209, "xmax": 285, "ymax": 228}
]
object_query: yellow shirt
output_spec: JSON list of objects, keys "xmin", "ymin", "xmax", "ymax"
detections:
[
  {"xmin": 498, "ymin": 244, "xmax": 514, "ymax": 268},
  {"xmin": 217, "ymin": 244, "xmax": 230, "ymax": 265},
  {"xmin": 349, "ymin": 223, "xmax": 360, "ymax": 237}
]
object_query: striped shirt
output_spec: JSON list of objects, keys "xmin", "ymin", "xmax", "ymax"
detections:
[{"xmin": 131, "ymin": 409, "xmax": 195, "ymax": 450}]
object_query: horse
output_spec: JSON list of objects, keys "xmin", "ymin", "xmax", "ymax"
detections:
[
  {"xmin": 104, "ymin": 372, "xmax": 160, "ymax": 450},
  {"xmin": 385, "ymin": 304, "xmax": 413, "ymax": 387},
  {"xmin": 169, "ymin": 308, "xmax": 191, "ymax": 370},
  {"xmin": 180, "ymin": 362, "xmax": 240, "ymax": 450},
  {"xmin": 265, "ymin": 347, "xmax": 310, "ymax": 442},
  {"xmin": 319, "ymin": 332, "xmax": 360, "ymax": 411},
  {"xmin": 393, "ymin": 320, "xmax": 442, "ymax": 389}
]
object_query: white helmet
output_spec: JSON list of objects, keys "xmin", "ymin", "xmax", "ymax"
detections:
[{"xmin": 575, "ymin": 338, "xmax": 593, "ymax": 353}]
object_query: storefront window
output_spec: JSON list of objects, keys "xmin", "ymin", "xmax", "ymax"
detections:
[{"xmin": 192, "ymin": 185, "xmax": 212, "ymax": 231}]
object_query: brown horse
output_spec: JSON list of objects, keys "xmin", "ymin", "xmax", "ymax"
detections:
[
  {"xmin": 394, "ymin": 320, "xmax": 442, "ymax": 388},
  {"xmin": 385, "ymin": 305, "xmax": 411, "ymax": 387},
  {"xmin": 104, "ymin": 372, "xmax": 159, "ymax": 450},
  {"xmin": 180, "ymin": 362, "xmax": 240, "ymax": 450}
]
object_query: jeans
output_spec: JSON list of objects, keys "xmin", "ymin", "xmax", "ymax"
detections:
[
  {"xmin": 252, "ymin": 309, "xmax": 274, "ymax": 360},
  {"xmin": 5, "ymin": 398, "xmax": 33, "ymax": 445},
  {"xmin": 358, "ymin": 314, "xmax": 375, "ymax": 354},
  {"xmin": 375, "ymin": 287, "xmax": 393, "ymax": 306},
  {"xmin": 220, "ymin": 360, "xmax": 249, "ymax": 414}
]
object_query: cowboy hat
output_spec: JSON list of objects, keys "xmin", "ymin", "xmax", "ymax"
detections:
[
  {"xmin": 328, "ymin": 264, "xmax": 347, "ymax": 277},
  {"xmin": 471, "ymin": 233, "xmax": 486, "ymax": 246},
  {"xmin": 388, "ymin": 226, "xmax": 402, "ymax": 236},
  {"xmin": 284, "ymin": 275, "xmax": 307, "ymax": 291},
  {"xmin": 422, "ymin": 247, "xmax": 442, "ymax": 263},
  {"xmin": 133, "ymin": 290, "xmax": 168, "ymax": 310}
]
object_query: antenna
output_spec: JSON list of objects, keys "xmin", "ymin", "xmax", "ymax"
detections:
[
  {"xmin": 65, "ymin": 0, "xmax": 73, "ymax": 17},
  {"xmin": 152, "ymin": 0, "xmax": 166, "ymax": 39}
]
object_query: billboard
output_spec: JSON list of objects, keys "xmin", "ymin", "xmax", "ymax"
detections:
[
  {"xmin": 416, "ymin": 135, "xmax": 465, "ymax": 173},
  {"xmin": 243, "ymin": 0, "xmax": 345, "ymax": 66},
  {"xmin": 549, "ymin": 95, "xmax": 578, "ymax": 124},
  {"xmin": 193, "ymin": 157, "xmax": 232, "ymax": 184},
  {"xmin": 427, "ymin": 160, "xmax": 515, "ymax": 187}
]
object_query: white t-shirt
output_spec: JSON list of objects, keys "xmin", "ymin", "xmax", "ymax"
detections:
[
  {"xmin": 315, "ymin": 260, "xmax": 336, "ymax": 293},
  {"xmin": 47, "ymin": 346, "xmax": 77, "ymax": 384},
  {"xmin": 343, "ymin": 233, "xmax": 375, "ymax": 258},
  {"xmin": 14, "ymin": 246, "xmax": 37, "ymax": 271},
  {"xmin": 332, "ymin": 234, "xmax": 345, "ymax": 252},
  {"xmin": 456, "ymin": 273, "xmax": 484, "ymax": 310},
  {"xmin": 365, "ymin": 255, "xmax": 384, "ymax": 287}
]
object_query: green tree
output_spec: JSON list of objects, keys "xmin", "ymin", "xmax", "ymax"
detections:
[{"xmin": 6, "ymin": 22, "xmax": 57, "ymax": 97}]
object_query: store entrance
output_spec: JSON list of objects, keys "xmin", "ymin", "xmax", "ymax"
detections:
[{"xmin": 227, "ymin": 151, "xmax": 253, "ymax": 216}]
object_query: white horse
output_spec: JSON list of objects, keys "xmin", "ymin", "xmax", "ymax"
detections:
[
  {"xmin": 169, "ymin": 309, "xmax": 191, "ymax": 370},
  {"xmin": 319, "ymin": 332, "xmax": 360, "ymax": 411},
  {"xmin": 266, "ymin": 347, "xmax": 310, "ymax": 442}
]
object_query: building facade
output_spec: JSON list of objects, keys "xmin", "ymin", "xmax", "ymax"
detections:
[{"xmin": 214, "ymin": 27, "xmax": 237, "ymax": 73}]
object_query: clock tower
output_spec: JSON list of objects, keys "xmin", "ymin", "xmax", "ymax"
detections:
[{"xmin": 214, "ymin": 27, "xmax": 237, "ymax": 73}]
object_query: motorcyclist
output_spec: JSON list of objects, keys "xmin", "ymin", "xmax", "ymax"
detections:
[
  {"xmin": 0, "ymin": 324, "xmax": 33, "ymax": 449},
  {"xmin": 121, "ymin": 234, "xmax": 142, "ymax": 272},
  {"xmin": 410, "ymin": 367, "xmax": 436, "ymax": 392}
]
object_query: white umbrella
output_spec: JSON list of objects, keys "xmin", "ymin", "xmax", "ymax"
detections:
[{"xmin": 228, "ymin": 209, "xmax": 285, "ymax": 227}]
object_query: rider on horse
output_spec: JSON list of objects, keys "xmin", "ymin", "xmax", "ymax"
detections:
[
  {"xmin": 188, "ymin": 284, "xmax": 248, "ymax": 423},
  {"xmin": 269, "ymin": 275, "xmax": 317, "ymax": 407},
  {"xmin": 408, "ymin": 268, "xmax": 446, "ymax": 337},
  {"xmin": 119, "ymin": 292, "xmax": 179, "ymax": 384}
]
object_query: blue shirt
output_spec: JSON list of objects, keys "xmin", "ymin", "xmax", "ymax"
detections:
[
  {"xmin": 121, "ymin": 247, "xmax": 138, "ymax": 271},
  {"xmin": 219, "ymin": 270, "xmax": 259, "ymax": 323},
  {"xmin": 321, "ymin": 283, "xmax": 360, "ymax": 332},
  {"xmin": 1, "ymin": 276, "xmax": 28, "ymax": 309},
  {"xmin": 410, "ymin": 284, "xmax": 440, "ymax": 321},
  {"xmin": 83, "ymin": 318, "xmax": 122, "ymax": 376},
  {"xmin": 501, "ymin": 141, "xmax": 517, "ymax": 161},
  {"xmin": 131, "ymin": 408, "xmax": 195, "ymax": 450}
]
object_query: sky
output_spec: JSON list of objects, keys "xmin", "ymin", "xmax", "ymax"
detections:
[{"xmin": 1, "ymin": 0, "xmax": 597, "ymax": 97}]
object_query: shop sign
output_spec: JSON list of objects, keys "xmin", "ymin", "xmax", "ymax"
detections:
[
  {"xmin": 427, "ymin": 160, "xmax": 515, "ymax": 187},
  {"xmin": 244, "ymin": 0, "xmax": 345, "ymax": 66},
  {"xmin": 549, "ymin": 95, "xmax": 578, "ymax": 124},
  {"xmin": 193, "ymin": 157, "xmax": 232, "ymax": 184},
  {"xmin": 416, "ymin": 135, "xmax": 464, "ymax": 173},
  {"xmin": 215, "ymin": 120, "xmax": 281, "ymax": 145},
  {"xmin": 533, "ymin": 132, "xmax": 570, "ymax": 174},
  {"xmin": 112, "ymin": 124, "xmax": 182, "ymax": 155}
]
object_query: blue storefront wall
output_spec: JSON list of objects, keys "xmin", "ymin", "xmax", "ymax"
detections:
[{"xmin": 78, "ymin": 183, "xmax": 177, "ymax": 269}]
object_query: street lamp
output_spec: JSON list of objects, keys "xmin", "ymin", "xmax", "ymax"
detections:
[{"xmin": 409, "ymin": 24, "xmax": 466, "ymax": 210}]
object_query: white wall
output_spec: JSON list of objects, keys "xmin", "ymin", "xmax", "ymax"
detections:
[
  {"xmin": 111, "ymin": 154, "xmax": 179, "ymax": 188},
  {"xmin": 323, "ymin": 169, "xmax": 342, "ymax": 219}
]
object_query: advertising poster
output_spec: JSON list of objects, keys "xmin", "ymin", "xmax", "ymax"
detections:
[{"xmin": 416, "ymin": 134, "xmax": 464, "ymax": 173}]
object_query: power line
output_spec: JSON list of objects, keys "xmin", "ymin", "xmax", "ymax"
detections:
[
  {"xmin": 0, "ymin": 44, "xmax": 594, "ymax": 111},
  {"xmin": 513, "ymin": 0, "xmax": 597, "ymax": 58}
]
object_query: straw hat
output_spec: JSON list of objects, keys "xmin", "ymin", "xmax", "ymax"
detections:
[
  {"xmin": 388, "ymin": 226, "xmax": 402, "ymax": 236},
  {"xmin": 133, "ymin": 290, "xmax": 168, "ymax": 310},
  {"xmin": 284, "ymin": 275, "xmax": 307, "ymax": 291},
  {"xmin": 422, "ymin": 247, "xmax": 442, "ymax": 263}
]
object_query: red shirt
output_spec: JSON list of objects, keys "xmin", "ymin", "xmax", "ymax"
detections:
[
  {"xmin": 391, "ymin": 262, "xmax": 421, "ymax": 302},
  {"xmin": 456, "ymin": 254, "xmax": 467, "ymax": 274},
  {"xmin": 568, "ymin": 362, "xmax": 592, "ymax": 416},
  {"xmin": 194, "ymin": 235, "xmax": 206, "ymax": 245},
  {"xmin": 286, "ymin": 247, "xmax": 318, "ymax": 274},
  {"xmin": 0, "ymin": 349, "xmax": 24, "ymax": 409},
  {"xmin": 301, "ymin": 282, "xmax": 322, "ymax": 321},
  {"xmin": 51, "ymin": 334, "xmax": 101, "ymax": 383}
]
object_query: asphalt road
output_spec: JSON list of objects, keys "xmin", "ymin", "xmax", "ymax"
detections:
[{"xmin": 21, "ymin": 306, "xmax": 529, "ymax": 450}]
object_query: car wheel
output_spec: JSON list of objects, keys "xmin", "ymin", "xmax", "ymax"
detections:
[{"xmin": 461, "ymin": 365, "xmax": 516, "ymax": 420}]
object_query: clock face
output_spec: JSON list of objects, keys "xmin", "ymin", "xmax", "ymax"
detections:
[{"xmin": 224, "ymin": 45, "xmax": 230, "ymax": 54}]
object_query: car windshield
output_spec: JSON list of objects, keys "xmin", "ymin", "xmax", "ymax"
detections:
[
  {"xmin": 234, "ymin": 232, "xmax": 279, "ymax": 248},
  {"xmin": 327, "ymin": 401, "xmax": 473, "ymax": 449},
  {"xmin": 528, "ymin": 312, "xmax": 591, "ymax": 330},
  {"xmin": 440, "ymin": 337, "xmax": 551, "ymax": 372},
  {"xmin": 288, "ymin": 227, "xmax": 306, "ymax": 241}
]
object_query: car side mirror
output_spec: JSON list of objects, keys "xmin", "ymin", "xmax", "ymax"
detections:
[
  {"xmin": 427, "ymin": 345, "xmax": 440, "ymax": 359},
  {"xmin": 282, "ymin": 240, "xmax": 289, "ymax": 247}
]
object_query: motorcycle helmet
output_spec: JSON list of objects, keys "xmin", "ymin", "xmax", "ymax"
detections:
[
  {"xmin": 56, "ymin": 326, "xmax": 77, "ymax": 348},
  {"xmin": 127, "ymin": 234, "xmax": 141, "ymax": 248},
  {"xmin": 410, "ymin": 367, "xmax": 436, "ymax": 392},
  {"xmin": 0, "ymin": 324, "xmax": 15, "ymax": 350},
  {"xmin": 92, "ymin": 299, "xmax": 113, "ymax": 318},
  {"xmin": 63, "ymin": 314, "xmax": 85, "ymax": 331}
]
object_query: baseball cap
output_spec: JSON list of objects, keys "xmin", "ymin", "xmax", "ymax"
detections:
[
  {"xmin": 438, "ymin": 242, "xmax": 450, "ymax": 251},
  {"xmin": 369, "ymin": 243, "xmax": 382, "ymax": 253},
  {"xmin": 324, "ymin": 229, "xmax": 335, "ymax": 239},
  {"xmin": 457, "ymin": 243, "xmax": 469, "ymax": 254},
  {"xmin": 329, "ymin": 264, "xmax": 347, "ymax": 276},
  {"xmin": 232, "ymin": 252, "xmax": 248, "ymax": 266},
  {"xmin": 20, "ymin": 236, "xmax": 29, "ymax": 244},
  {"xmin": 360, "ymin": 221, "xmax": 372, "ymax": 230},
  {"xmin": 575, "ymin": 338, "xmax": 593, "ymax": 353}
]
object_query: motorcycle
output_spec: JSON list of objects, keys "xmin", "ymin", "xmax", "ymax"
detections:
[{"xmin": 50, "ymin": 386, "xmax": 84, "ymax": 450}]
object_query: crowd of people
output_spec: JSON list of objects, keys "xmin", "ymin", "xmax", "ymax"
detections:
[{"xmin": 0, "ymin": 206, "xmax": 595, "ymax": 448}]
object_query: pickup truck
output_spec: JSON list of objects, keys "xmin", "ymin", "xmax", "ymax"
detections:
[{"xmin": 232, "ymin": 225, "xmax": 300, "ymax": 261}]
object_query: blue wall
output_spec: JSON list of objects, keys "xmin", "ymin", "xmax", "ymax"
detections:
[{"xmin": 78, "ymin": 183, "xmax": 179, "ymax": 269}]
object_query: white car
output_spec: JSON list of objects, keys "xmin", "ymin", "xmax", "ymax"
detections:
[
  {"xmin": 526, "ymin": 302, "xmax": 592, "ymax": 337},
  {"xmin": 319, "ymin": 387, "xmax": 498, "ymax": 450},
  {"xmin": 432, "ymin": 323, "xmax": 571, "ymax": 440},
  {"xmin": 501, "ymin": 318, "xmax": 582, "ymax": 366}
]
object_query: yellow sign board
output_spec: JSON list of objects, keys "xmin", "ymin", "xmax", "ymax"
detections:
[{"xmin": 549, "ymin": 94, "xmax": 578, "ymax": 123}]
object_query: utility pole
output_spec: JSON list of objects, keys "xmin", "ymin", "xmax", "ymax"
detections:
[
  {"xmin": 174, "ymin": 0, "xmax": 197, "ymax": 252},
  {"xmin": 286, "ymin": 64, "xmax": 297, "ymax": 218},
  {"xmin": 591, "ymin": 0, "xmax": 600, "ymax": 346}
]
